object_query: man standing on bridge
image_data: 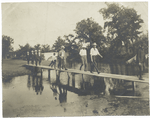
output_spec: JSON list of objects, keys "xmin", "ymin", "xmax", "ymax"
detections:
[
  {"xmin": 79, "ymin": 44, "xmax": 87, "ymax": 71},
  {"xmin": 58, "ymin": 46, "xmax": 67, "ymax": 70},
  {"xmin": 137, "ymin": 43, "xmax": 145, "ymax": 80},
  {"xmin": 31, "ymin": 50, "xmax": 35, "ymax": 65},
  {"xmin": 90, "ymin": 43, "xmax": 103, "ymax": 74},
  {"xmin": 26, "ymin": 51, "xmax": 30, "ymax": 64}
]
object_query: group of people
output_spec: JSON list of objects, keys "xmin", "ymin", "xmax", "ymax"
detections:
[
  {"xmin": 26, "ymin": 50, "xmax": 42, "ymax": 66},
  {"xmin": 48, "ymin": 42, "xmax": 103, "ymax": 74}
]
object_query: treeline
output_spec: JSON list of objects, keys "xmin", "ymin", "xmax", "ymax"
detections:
[
  {"xmin": 52, "ymin": 3, "xmax": 148, "ymax": 63},
  {"xmin": 2, "ymin": 3, "xmax": 148, "ymax": 63},
  {"xmin": 2, "ymin": 36, "xmax": 52, "ymax": 59}
]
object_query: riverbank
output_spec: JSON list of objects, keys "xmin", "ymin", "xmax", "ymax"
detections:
[{"xmin": 2, "ymin": 59, "xmax": 50, "ymax": 82}]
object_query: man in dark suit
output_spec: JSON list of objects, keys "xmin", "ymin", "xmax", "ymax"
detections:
[{"xmin": 137, "ymin": 43, "xmax": 145, "ymax": 80}]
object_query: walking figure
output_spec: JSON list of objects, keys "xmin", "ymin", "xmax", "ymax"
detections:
[
  {"xmin": 90, "ymin": 43, "xmax": 103, "ymax": 74},
  {"xmin": 137, "ymin": 43, "xmax": 145, "ymax": 80},
  {"xmin": 58, "ymin": 46, "xmax": 67, "ymax": 70},
  {"xmin": 26, "ymin": 51, "xmax": 30, "ymax": 64},
  {"xmin": 49, "ymin": 52, "xmax": 57, "ymax": 68},
  {"xmin": 79, "ymin": 44, "xmax": 87, "ymax": 71},
  {"xmin": 38, "ymin": 50, "xmax": 41, "ymax": 65}
]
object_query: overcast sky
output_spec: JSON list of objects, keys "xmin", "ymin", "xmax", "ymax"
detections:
[{"xmin": 2, "ymin": 2, "xmax": 148, "ymax": 50}]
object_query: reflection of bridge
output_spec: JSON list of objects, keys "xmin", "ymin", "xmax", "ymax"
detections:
[
  {"xmin": 26, "ymin": 64, "xmax": 149, "ymax": 83},
  {"xmin": 25, "ymin": 64, "xmax": 149, "ymax": 98}
]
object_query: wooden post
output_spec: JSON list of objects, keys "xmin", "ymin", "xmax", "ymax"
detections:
[
  {"xmin": 56, "ymin": 70, "xmax": 60, "ymax": 84},
  {"xmin": 72, "ymin": 73, "xmax": 75, "ymax": 88},
  {"xmin": 48, "ymin": 69, "xmax": 50, "ymax": 81},
  {"xmin": 67, "ymin": 72, "xmax": 70, "ymax": 85},
  {"xmin": 132, "ymin": 81, "xmax": 136, "ymax": 96}
]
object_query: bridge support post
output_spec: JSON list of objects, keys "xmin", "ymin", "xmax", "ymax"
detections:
[
  {"xmin": 132, "ymin": 81, "xmax": 136, "ymax": 96},
  {"xmin": 72, "ymin": 73, "xmax": 75, "ymax": 88},
  {"xmin": 48, "ymin": 69, "xmax": 50, "ymax": 81}
]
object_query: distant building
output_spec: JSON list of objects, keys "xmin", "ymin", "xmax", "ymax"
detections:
[{"xmin": 42, "ymin": 52, "xmax": 58, "ymax": 60}]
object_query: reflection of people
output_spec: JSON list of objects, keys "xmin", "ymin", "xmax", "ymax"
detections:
[
  {"xmin": 50, "ymin": 84, "xmax": 58, "ymax": 100},
  {"xmin": 39, "ymin": 76, "xmax": 44, "ymax": 95},
  {"xmin": 90, "ymin": 43, "xmax": 103, "ymax": 74},
  {"xmin": 32, "ymin": 74, "xmax": 35, "ymax": 90},
  {"xmin": 137, "ymin": 43, "xmax": 145, "ymax": 80},
  {"xmin": 35, "ymin": 76, "xmax": 44, "ymax": 95},
  {"xmin": 58, "ymin": 86, "xmax": 67, "ymax": 103},
  {"xmin": 27, "ymin": 75, "xmax": 31, "ymax": 90},
  {"xmin": 79, "ymin": 44, "xmax": 87, "ymax": 71},
  {"xmin": 26, "ymin": 51, "xmax": 30, "ymax": 64},
  {"xmin": 49, "ymin": 53, "xmax": 57, "ymax": 68},
  {"xmin": 58, "ymin": 46, "xmax": 67, "ymax": 70}
]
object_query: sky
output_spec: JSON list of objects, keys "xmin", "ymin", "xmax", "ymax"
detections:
[{"xmin": 2, "ymin": 2, "xmax": 148, "ymax": 50}]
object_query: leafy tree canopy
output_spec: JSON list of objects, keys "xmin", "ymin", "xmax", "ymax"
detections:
[
  {"xmin": 2, "ymin": 35, "xmax": 14, "ymax": 59},
  {"xmin": 74, "ymin": 17, "xmax": 105, "ymax": 46}
]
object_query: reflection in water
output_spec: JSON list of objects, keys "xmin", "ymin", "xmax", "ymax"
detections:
[
  {"xmin": 27, "ymin": 75, "xmax": 31, "ymax": 90},
  {"xmin": 27, "ymin": 73, "xmax": 44, "ymax": 95},
  {"xmin": 26, "ymin": 63, "xmax": 148, "ymax": 100}
]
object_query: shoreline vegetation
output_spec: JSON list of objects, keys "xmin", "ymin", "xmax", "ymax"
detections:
[{"xmin": 2, "ymin": 59, "xmax": 50, "ymax": 82}]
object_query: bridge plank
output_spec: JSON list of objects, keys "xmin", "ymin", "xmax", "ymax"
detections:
[{"xmin": 25, "ymin": 64, "xmax": 149, "ymax": 83}]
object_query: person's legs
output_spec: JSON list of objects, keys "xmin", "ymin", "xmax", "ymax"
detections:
[
  {"xmin": 49, "ymin": 61, "xmax": 53, "ymax": 66},
  {"xmin": 93, "ymin": 56, "xmax": 100, "ymax": 74},
  {"xmin": 84, "ymin": 56, "xmax": 87, "ymax": 71},
  {"xmin": 80, "ymin": 56, "xmax": 84, "ymax": 70}
]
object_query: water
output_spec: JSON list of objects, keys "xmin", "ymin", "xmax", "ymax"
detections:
[{"xmin": 3, "ymin": 63, "xmax": 149, "ymax": 116}]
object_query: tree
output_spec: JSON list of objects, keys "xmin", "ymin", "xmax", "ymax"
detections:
[
  {"xmin": 52, "ymin": 36, "xmax": 66, "ymax": 51},
  {"xmin": 34, "ymin": 44, "xmax": 41, "ymax": 50},
  {"xmin": 74, "ymin": 18, "xmax": 105, "ymax": 47},
  {"xmin": 99, "ymin": 3, "xmax": 144, "ymax": 56},
  {"xmin": 16, "ymin": 43, "xmax": 31, "ymax": 59},
  {"xmin": 41, "ymin": 44, "xmax": 51, "ymax": 52},
  {"xmin": 2, "ymin": 35, "xmax": 14, "ymax": 59}
]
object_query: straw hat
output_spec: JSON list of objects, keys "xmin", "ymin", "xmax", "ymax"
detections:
[
  {"xmin": 92, "ymin": 43, "xmax": 97, "ymax": 46},
  {"xmin": 61, "ymin": 46, "xmax": 65, "ymax": 49},
  {"xmin": 82, "ymin": 44, "xmax": 86, "ymax": 48}
]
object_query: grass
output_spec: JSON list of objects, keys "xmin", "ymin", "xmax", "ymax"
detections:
[{"xmin": 2, "ymin": 59, "xmax": 50, "ymax": 81}]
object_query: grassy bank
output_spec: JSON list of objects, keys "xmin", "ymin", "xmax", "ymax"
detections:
[{"xmin": 2, "ymin": 59, "xmax": 50, "ymax": 81}]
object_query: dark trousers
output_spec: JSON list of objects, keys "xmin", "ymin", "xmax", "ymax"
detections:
[
  {"xmin": 58, "ymin": 58, "xmax": 66, "ymax": 69},
  {"xmin": 49, "ymin": 60, "xmax": 56, "ymax": 67},
  {"xmin": 90, "ymin": 56, "xmax": 99, "ymax": 73}
]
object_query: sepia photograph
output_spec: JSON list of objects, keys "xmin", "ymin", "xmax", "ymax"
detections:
[{"xmin": 2, "ymin": 1, "xmax": 149, "ymax": 117}]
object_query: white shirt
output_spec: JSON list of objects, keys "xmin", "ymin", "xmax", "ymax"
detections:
[
  {"xmin": 79, "ymin": 49, "xmax": 87, "ymax": 56},
  {"xmin": 51, "ymin": 55, "xmax": 57, "ymax": 61},
  {"xmin": 90, "ymin": 48, "xmax": 100, "ymax": 56}
]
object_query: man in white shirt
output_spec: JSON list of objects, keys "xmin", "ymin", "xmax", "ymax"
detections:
[
  {"xmin": 49, "ymin": 52, "xmax": 57, "ymax": 68},
  {"xmin": 79, "ymin": 44, "xmax": 87, "ymax": 71},
  {"xmin": 90, "ymin": 43, "xmax": 103, "ymax": 74}
]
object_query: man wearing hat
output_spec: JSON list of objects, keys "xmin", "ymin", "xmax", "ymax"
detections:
[
  {"xmin": 79, "ymin": 44, "xmax": 87, "ymax": 71},
  {"xmin": 136, "ymin": 43, "xmax": 145, "ymax": 80},
  {"xmin": 58, "ymin": 45, "xmax": 67, "ymax": 70},
  {"xmin": 34, "ymin": 50, "xmax": 38, "ymax": 66},
  {"xmin": 38, "ymin": 50, "xmax": 42, "ymax": 65},
  {"xmin": 69, "ymin": 43, "xmax": 79, "ymax": 67},
  {"xmin": 26, "ymin": 51, "xmax": 30, "ymax": 64},
  {"xmin": 31, "ymin": 50, "xmax": 35, "ymax": 65},
  {"xmin": 90, "ymin": 42, "xmax": 103, "ymax": 74}
]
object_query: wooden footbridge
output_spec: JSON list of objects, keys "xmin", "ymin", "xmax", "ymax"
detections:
[{"xmin": 25, "ymin": 64, "xmax": 149, "ymax": 83}]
